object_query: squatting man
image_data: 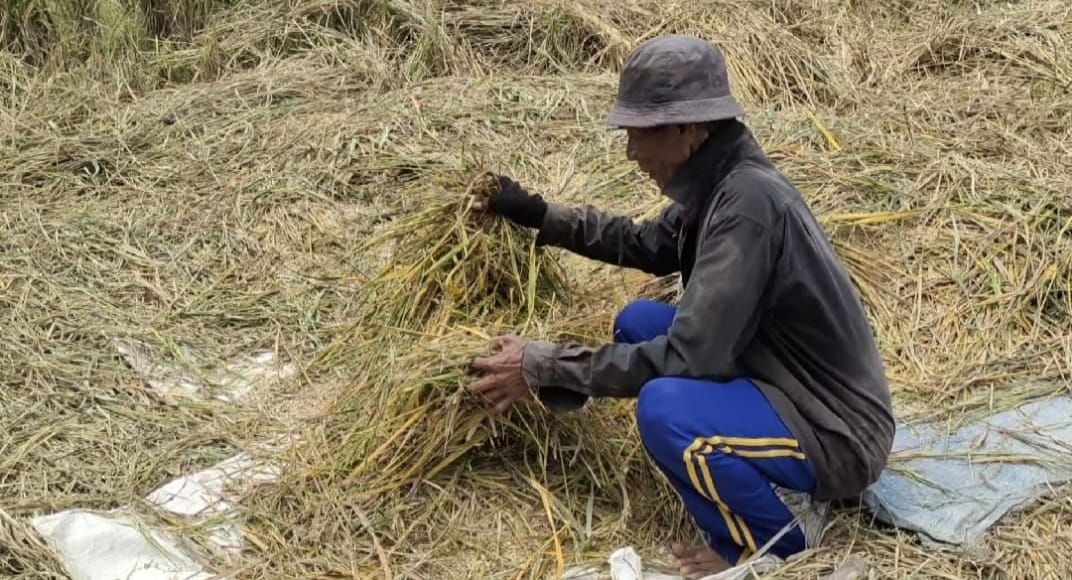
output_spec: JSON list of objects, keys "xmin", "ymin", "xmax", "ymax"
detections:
[{"xmin": 469, "ymin": 35, "xmax": 895, "ymax": 578}]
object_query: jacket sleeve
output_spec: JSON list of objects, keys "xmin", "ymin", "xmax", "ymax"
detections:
[
  {"xmin": 534, "ymin": 202, "xmax": 682, "ymax": 276},
  {"xmin": 521, "ymin": 211, "xmax": 774, "ymax": 398}
]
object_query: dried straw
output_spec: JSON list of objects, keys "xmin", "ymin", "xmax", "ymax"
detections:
[
  {"xmin": 357, "ymin": 171, "xmax": 569, "ymax": 335},
  {"xmin": 0, "ymin": 508, "xmax": 66, "ymax": 579},
  {"xmin": 332, "ymin": 333, "xmax": 583, "ymax": 492},
  {"xmin": 243, "ymin": 329, "xmax": 688, "ymax": 579},
  {"xmin": 2, "ymin": 0, "xmax": 1071, "ymax": 579}
]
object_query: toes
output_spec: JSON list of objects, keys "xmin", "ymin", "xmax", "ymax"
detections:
[
  {"xmin": 679, "ymin": 567, "xmax": 705, "ymax": 580},
  {"xmin": 675, "ymin": 547, "xmax": 730, "ymax": 579}
]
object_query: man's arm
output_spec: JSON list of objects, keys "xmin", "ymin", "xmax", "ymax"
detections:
[
  {"xmin": 536, "ymin": 202, "xmax": 682, "ymax": 276},
  {"xmin": 522, "ymin": 211, "xmax": 774, "ymax": 397},
  {"xmin": 482, "ymin": 175, "xmax": 682, "ymax": 276}
]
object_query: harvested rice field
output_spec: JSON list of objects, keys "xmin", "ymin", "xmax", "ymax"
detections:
[{"xmin": 2, "ymin": 0, "xmax": 1071, "ymax": 579}]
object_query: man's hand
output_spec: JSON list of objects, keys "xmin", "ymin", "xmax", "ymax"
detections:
[
  {"xmin": 470, "ymin": 335, "xmax": 534, "ymax": 416},
  {"xmin": 472, "ymin": 175, "xmax": 548, "ymax": 229}
]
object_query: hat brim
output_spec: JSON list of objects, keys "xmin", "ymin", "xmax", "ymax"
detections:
[{"xmin": 606, "ymin": 95, "xmax": 745, "ymax": 128}]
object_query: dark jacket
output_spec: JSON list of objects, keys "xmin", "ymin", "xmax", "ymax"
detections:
[{"xmin": 520, "ymin": 122, "xmax": 895, "ymax": 501}]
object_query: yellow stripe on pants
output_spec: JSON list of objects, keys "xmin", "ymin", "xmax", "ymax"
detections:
[
  {"xmin": 734, "ymin": 513, "xmax": 758, "ymax": 561},
  {"xmin": 684, "ymin": 440, "xmax": 744, "ymax": 549},
  {"xmin": 683, "ymin": 435, "xmax": 804, "ymax": 559},
  {"xmin": 703, "ymin": 435, "xmax": 805, "ymax": 460}
]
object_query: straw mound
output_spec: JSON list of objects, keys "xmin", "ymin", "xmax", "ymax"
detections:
[
  {"xmin": 2, "ymin": 0, "xmax": 1071, "ymax": 579},
  {"xmin": 189, "ymin": 0, "xmax": 840, "ymax": 95},
  {"xmin": 251, "ymin": 332, "xmax": 687, "ymax": 579},
  {"xmin": 329, "ymin": 332, "xmax": 647, "ymax": 494}
]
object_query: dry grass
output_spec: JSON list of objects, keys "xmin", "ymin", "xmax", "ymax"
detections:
[
  {"xmin": 0, "ymin": 508, "xmax": 67, "ymax": 579},
  {"xmin": 353, "ymin": 171, "xmax": 569, "ymax": 335},
  {"xmin": 2, "ymin": 0, "xmax": 1071, "ymax": 579}
]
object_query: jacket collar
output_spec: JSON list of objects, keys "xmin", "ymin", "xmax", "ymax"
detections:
[{"xmin": 662, "ymin": 121, "xmax": 757, "ymax": 208}]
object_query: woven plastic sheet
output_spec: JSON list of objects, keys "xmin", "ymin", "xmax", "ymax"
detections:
[{"xmin": 863, "ymin": 394, "xmax": 1072, "ymax": 551}]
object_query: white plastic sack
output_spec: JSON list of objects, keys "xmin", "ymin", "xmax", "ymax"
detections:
[
  {"xmin": 30, "ymin": 510, "xmax": 215, "ymax": 580},
  {"xmin": 114, "ymin": 339, "xmax": 295, "ymax": 402},
  {"xmin": 33, "ymin": 450, "xmax": 281, "ymax": 578},
  {"xmin": 147, "ymin": 453, "xmax": 280, "ymax": 517}
]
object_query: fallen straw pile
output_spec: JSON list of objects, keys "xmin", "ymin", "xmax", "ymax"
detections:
[
  {"xmin": 232, "ymin": 158, "xmax": 687, "ymax": 577},
  {"xmin": 358, "ymin": 171, "xmax": 570, "ymax": 334},
  {"xmin": 253, "ymin": 322, "xmax": 688, "ymax": 579},
  {"xmin": 334, "ymin": 332, "xmax": 580, "ymax": 492},
  {"xmin": 328, "ymin": 171, "xmax": 583, "ymax": 495},
  {"xmin": 248, "ymin": 190, "xmax": 685, "ymax": 576}
]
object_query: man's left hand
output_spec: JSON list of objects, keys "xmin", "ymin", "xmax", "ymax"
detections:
[{"xmin": 470, "ymin": 335, "xmax": 534, "ymax": 416}]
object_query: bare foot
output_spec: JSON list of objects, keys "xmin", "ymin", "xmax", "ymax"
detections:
[{"xmin": 671, "ymin": 543, "xmax": 730, "ymax": 579}]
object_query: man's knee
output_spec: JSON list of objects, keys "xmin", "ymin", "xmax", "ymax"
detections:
[
  {"xmin": 612, "ymin": 299, "xmax": 649, "ymax": 340},
  {"xmin": 613, "ymin": 299, "xmax": 661, "ymax": 343},
  {"xmin": 635, "ymin": 377, "xmax": 692, "ymax": 446}
]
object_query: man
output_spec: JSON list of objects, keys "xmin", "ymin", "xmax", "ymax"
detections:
[{"xmin": 470, "ymin": 35, "xmax": 894, "ymax": 578}]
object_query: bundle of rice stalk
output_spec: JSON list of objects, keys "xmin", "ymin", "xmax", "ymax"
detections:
[
  {"xmin": 360, "ymin": 171, "xmax": 570, "ymax": 334},
  {"xmin": 334, "ymin": 331, "xmax": 582, "ymax": 496}
]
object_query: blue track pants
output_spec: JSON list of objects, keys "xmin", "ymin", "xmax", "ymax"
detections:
[{"xmin": 614, "ymin": 299, "xmax": 817, "ymax": 565}]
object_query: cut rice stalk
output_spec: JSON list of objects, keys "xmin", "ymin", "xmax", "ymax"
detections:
[{"xmin": 358, "ymin": 171, "xmax": 570, "ymax": 335}]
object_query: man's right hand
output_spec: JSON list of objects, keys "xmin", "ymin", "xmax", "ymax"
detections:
[{"xmin": 472, "ymin": 175, "xmax": 548, "ymax": 230}]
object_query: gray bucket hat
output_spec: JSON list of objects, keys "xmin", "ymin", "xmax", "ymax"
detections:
[{"xmin": 607, "ymin": 35, "xmax": 745, "ymax": 128}]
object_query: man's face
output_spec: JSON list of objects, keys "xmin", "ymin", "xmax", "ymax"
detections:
[{"xmin": 626, "ymin": 124, "xmax": 709, "ymax": 189}]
